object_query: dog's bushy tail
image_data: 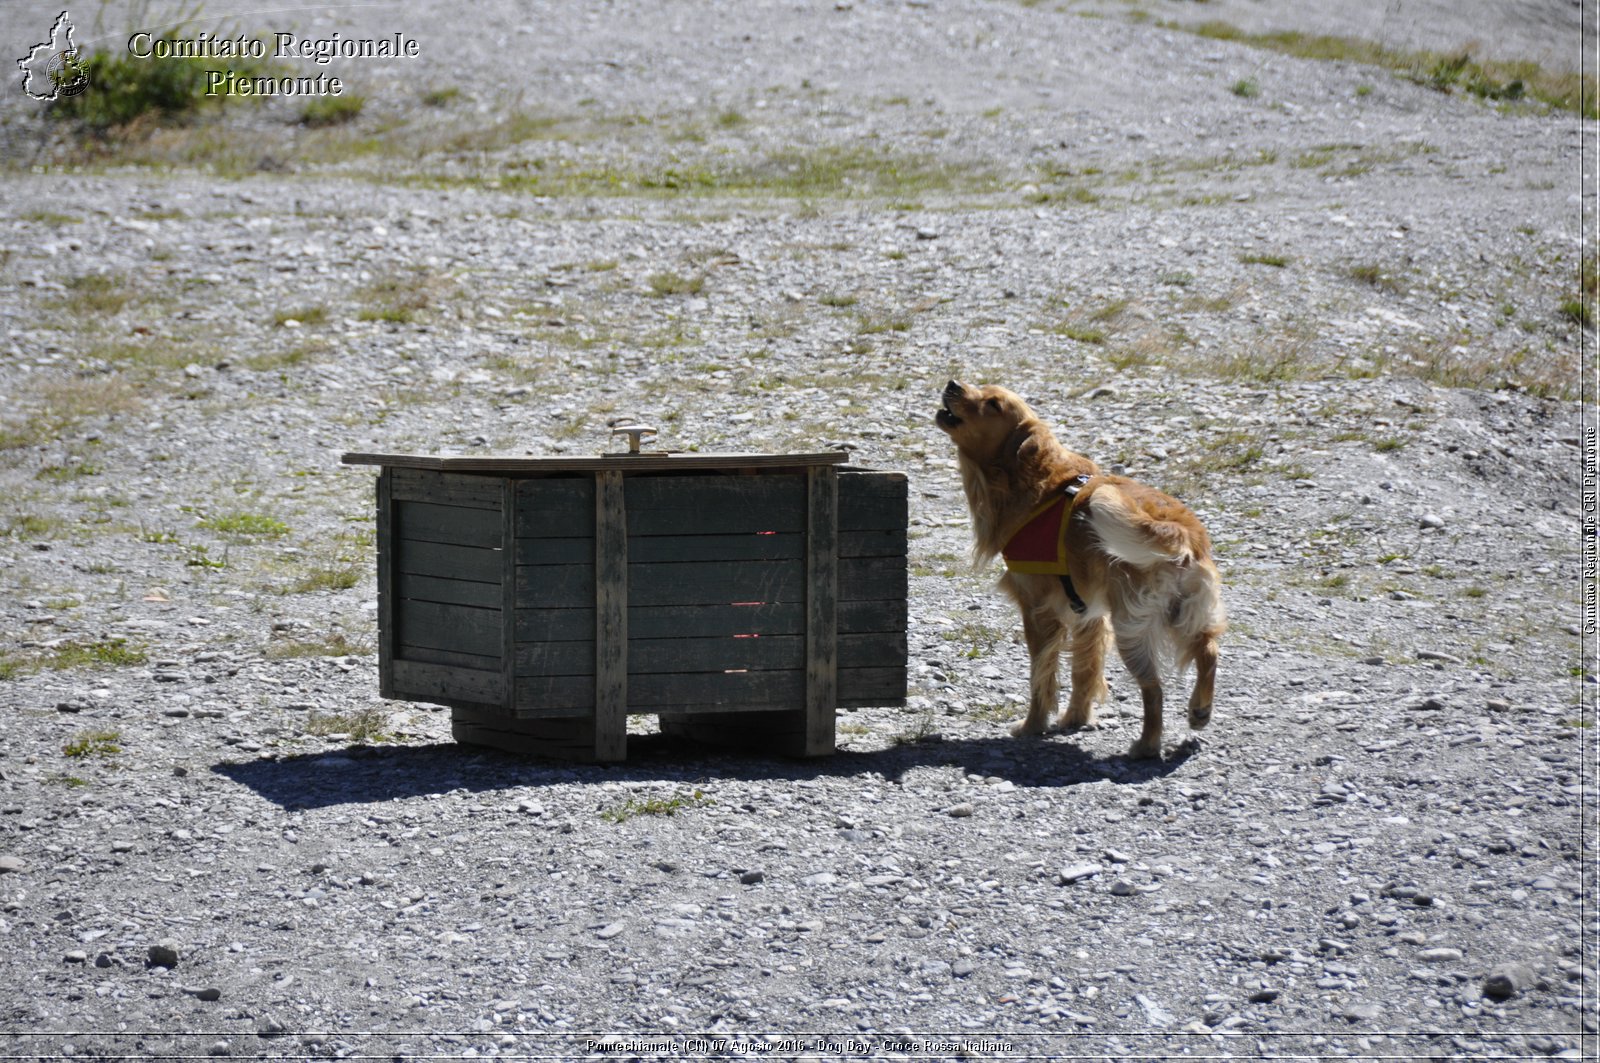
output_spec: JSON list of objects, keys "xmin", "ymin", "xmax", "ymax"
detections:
[{"xmin": 1083, "ymin": 485, "xmax": 1196, "ymax": 567}]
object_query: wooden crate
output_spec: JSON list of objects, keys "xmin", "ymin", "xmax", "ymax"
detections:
[{"xmin": 341, "ymin": 450, "xmax": 907, "ymax": 761}]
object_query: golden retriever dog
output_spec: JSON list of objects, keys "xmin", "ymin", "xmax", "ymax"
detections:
[{"xmin": 935, "ymin": 380, "xmax": 1225, "ymax": 758}]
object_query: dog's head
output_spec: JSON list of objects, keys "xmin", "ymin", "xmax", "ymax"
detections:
[{"xmin": 935, "ymin": 380, "xmax": 1043, "ymax": 468}]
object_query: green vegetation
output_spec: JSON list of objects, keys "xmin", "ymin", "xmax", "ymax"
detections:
[
  {"xmin": 357, "ymin": 270, "xmax": 450, "ymax": 324},
  {"xmin": 63, "ymin": 728, "xmax": 123, "ymax": 758},
  {"xmin": 198, "ymin": 512, "xmax": 290, "ymax": 539},
  {"xmin": 300, "ymin": 94, "xmax": 365, "ymax": 127},
  {"xmin": 35, "ymin": 461, "xmax": 100, "ymax": 483},
  {"xmin": 1, "ymin": 637, "xmax": 147, "ymax": 681},
  {"xmin": 1231, "ymin": 78, "xmax": 1260, "ymax": 98},
  {"xmin": 421, "ymin": 87, "xmax": 461, "ymax": 107},
  {"xmin": 1239, "ymin": 252, "xmax": 1290, "ymax": 268},
  {"xmin": 302, "ymin": 705, "xmax": 389, "ymax": 741},
  {"xmin": 601, "ymin": 789, "xmax": 713, "ymax": 823},
  {"xmin": 1348, "ymin": 263, "xmax": 1406, "ymax": 293},
  {"xmin": 273, "ymin": 305, "xmax": 330, "ymax": 327},
  {"xmin": 266, "ymin": 632, "xmax": 369, "ymax": 659},
  {"xmin": 647, "ymin": 272, "xmax": 705, "ymax": 297},
  {"xmin": 1055, "ymin": 324, "xmax": 1106, "ymax": 345},
  {"xmin": 47, "ymin": 35, "xmax": 284, "ymax": 131},
  {"xmin": 56, "ymin": 273, "xmax": 133, "ymax": 316},
  {"xmin": 1172, "ymin": 19, "xmax": 1595, "ymax": 117}
]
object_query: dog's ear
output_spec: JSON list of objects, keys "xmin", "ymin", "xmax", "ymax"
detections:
[{"xmin": 1003, "ymin": 423, "xmax": 1039, "ymax": 467}]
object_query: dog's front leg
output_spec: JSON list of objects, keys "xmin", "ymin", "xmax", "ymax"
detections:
[{"xmin": 1010, "ymin": 604, "xmax": 1063, "ymax": 737}]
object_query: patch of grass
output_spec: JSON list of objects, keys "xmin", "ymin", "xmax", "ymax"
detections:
[
  {"xmin": 1239, "ymin": 252, "xmax": 1290, "ymax": 268},
  {"xmin": 1373, "ymin": 437, "xmax": 1406, "ymax": 452},
  {"xmin": 819, "ymin": 292, "xmax": 858, "ymax": 308},
  {"xmin": 46, "ymin": 36, "xmax": 285, "ymax": 132},
  {"xmin": 1560, "ymin": 298, "xmax": 1592, "ymax": 329},
  {"xmin": 300, "ymin": 95, "xmax": 365, "ymax": 127},
  {"xmin": 198, "ymin": 512, "xmax": 290, "ymax": 539},
  {"xmin": 1161, "ymin": 271, "xmax": 1195, "ymax": 287},
  {"xmin": 421, "ymin": 87, "xmax": 461, "ymax": 107},
  {"xmin": 857, "ymin": 313, "xmax": 911, "ymax": 335},
  {"xmin": 647, "ymin": 272, "xmax": 705, "ymax": 297},
  {"xmin": 56, "ymin": 273, "xmax": 133, "ymax": 316},
  {"xmin": 356, "ymin": 270, "xmax": 451, "ymax": 324},
  {"xmin": 266, "ymin": 632, "xmax": 369, "ymax": 659},
  {"xmin": 1231, "ymin": 77, "xmax": 1260, "ymax": 98},
  {"xmin": 273, "ymin": 305, "xmax": 330, "ymax": 328},
  {"xmin": 1174, "ymin": 19, "xmax": 1595, "ymax": 117},
  {"xmin": 0, "ymin": 637, "xmax": 149, "ymax": 681},
  {"xmin": 21, "ymin": 210, "xmax": 80, "ymax": 225},
  {"xmin": 63, "ymin": 729, "xmax": 122, "ymax": 758},
  {"xmin": 1054, "ymin": 324, "xmax": 1106, "ymax": 345},
  {"xmin": 601, "ymin": 789, "xmax": 713, "ymax": 824},
  {"xmin": 1348, "ymin": 263, "xmax": 1406, "ymax": 293},
  {"xmin": 35, "ymin": 460, "xmax": 100, "ymax": 483},
  {"xmin": 186, "ymin": 544, "xmax": 227, "ymax": 569},
  {"xmin": 302, "ymin": 705, "xmax": 389, "ymax": 741}
]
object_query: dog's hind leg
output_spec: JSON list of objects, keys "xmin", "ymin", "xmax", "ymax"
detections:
[
  {"xmin": 1056, "ymin": 616, "xmax": 1109, "ymax": 730},
  {"xmin": 1010, "ymin": 606, "xmax": 1065, "ymax": 737},
  {"xmin": 1183, "ymin": 631, "xmax": 1220, "ymax": 730},
  {"xmin": 1114, "ymin": 629, "xmax": 1164, "ymax": 759}
]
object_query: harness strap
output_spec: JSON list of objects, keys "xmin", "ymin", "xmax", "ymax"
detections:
[{"xmin": 1057, "ymin": 475, "xmax": 1092, "ymax": 614}]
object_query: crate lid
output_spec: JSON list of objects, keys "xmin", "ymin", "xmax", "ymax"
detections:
[{"xmin": 341, "ymin": 450, "xmax": 850, "ymax": 473}]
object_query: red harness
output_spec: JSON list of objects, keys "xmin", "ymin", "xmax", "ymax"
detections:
[{"xmin": 1001, "ymin": 474, "xmax": 1093, "ymax": 611}]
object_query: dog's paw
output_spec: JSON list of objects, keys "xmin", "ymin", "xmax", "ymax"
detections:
[
  {"xmin": 1055, "ymin": 710, "xmax": 1098, "ymax": 731},
  {"xmin": 1127, "ymin": 736, "xmax": 1162, "ymax": 759},
  {"xmin": 1009, "ymin": 718, "xmax": 1047, "ymax": 738},
  {"xmin": 1187, "ymin": 704, "xmax": 1212, "ymax": 730}
]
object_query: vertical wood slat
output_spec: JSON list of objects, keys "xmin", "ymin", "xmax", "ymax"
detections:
[
  {"xmin": 376, "ymin": 468, "xmax": 395, "ymax": 699},
  {"xmin": 804, "ymin": 465, "xmax": 839, "ymax": 756},
  {"xmin": 593, "ymin": 470, "xmax": 628, "ymax": 762},
  {"xmin": 501, "ymin": 478, "xmax": 518, "ymax": 712}
]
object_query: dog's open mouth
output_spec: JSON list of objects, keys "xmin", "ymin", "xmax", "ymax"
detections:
[{"xmin": 935, "ymin": 395, "xmax": 963, "ymax": 430}]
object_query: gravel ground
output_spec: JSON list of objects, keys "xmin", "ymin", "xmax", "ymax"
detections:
[{"xmin": 0, "ymin": 1, "xmax": 1594, "ymax": 1059}]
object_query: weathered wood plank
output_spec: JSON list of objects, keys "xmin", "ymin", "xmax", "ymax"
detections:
[
  {"xmin": 393, "ymin": 600, "xmax": 502, "ymax": 656},
  {"xmin": 514, "ymin": 478, "xmax": 595, "ymax": 537},
  {"xmin": 804, "ymin": 464, "xmax": 839, "ymax": 756},
  {"xmin": 376, "ymin": 468, "xmax": 395, "ymax": 699},
  {"xmin": 513, "ymin": 598, "xmax": 903, "ymax": 645},
  {"xmin": 395, "ymin": 539, "xmax": 503, "ymax": 583},
  {"xmin": 397, "ymin": 643, "xmax": 501, "ymax": 672},
  {"xmin": 391, "ymin": 659, "xmax": 503, "ymax": 705},
  {"xmin": 517, "ymin": 532, "xmax": 804, "ymax": 566},
  {"xmin": 518, "ymin": 602, "xmax": 806, "ymax": 643},
  {"xmin": 838, "ymin": 554, "xmax": 907, "ymax": 603},
  {"xmin": 513, "ymin": 557, "xmax": 898, "ymax": 609},
  {"xmin": 516, "ymin": 670, "xmax": 807, "ymax": 714},
  {"xmin": 501, "ymin": 478, "xmax": 519, "ymax": 737},
  {"xmin": 391, "ymin": 467, "xmax": 504, "ymax": 509},
  {"xmin": 346, "ymin": 451, "xmax": 848, "ymax": 473},
  {"xmin": 840, "ymin": 528, "xmax": 907, "ymax": 559},
  {"xmin": 838, "ymin": 599, "xmax": 907, "ymax": 635},
  {"xmin": 396, "ymin": 572, "xmax": 502, "ymax": 609},
  {"xmin": 838, "ymin": 666, "xmax": 907, "ymax": 705},
  {"xmin": 450, "ymin": 706, "xmax": 611, "ymax": 760},
  {"xmin": 593, "ymin": 470, "xmax": 628, "ymax": 763},
  {"xmin": 394, "ymin": 500, "xmax": 501, "ymax": 549},
  {"xmin": 839, "ymin": 470, "xmax": 909, "ymax": 531},
  {"xmin": 625, "ymin": 476, "xmax": 805, "ymax": 536},
  {"xmin": 511, "ymin": 631, "xmax": 903, "ymax": 678}
]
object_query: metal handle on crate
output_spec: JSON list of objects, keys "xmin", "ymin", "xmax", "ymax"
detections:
[{"xmin": 608, "ymin": 419, "xmax": 657, "ymax": 455}]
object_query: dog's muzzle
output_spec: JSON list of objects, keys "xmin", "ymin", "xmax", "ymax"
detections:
[{"xmin": 936, "ymin": 381, "xmax": 965, "ymax": 429}]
